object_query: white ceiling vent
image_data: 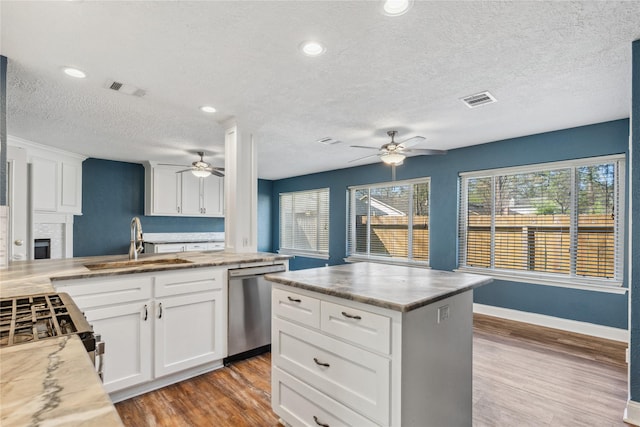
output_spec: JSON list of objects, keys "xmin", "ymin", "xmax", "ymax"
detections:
[
  {"xmin": 316, "ymin": 137, "xmax": 342, "ymax": 145},
  {"xmin": 461, "ymin": 91, "xmax": 496, "ymax": 108},
  {"xmin": 105, "ymin": 80, "xmax": 146, "ymax": 97}
]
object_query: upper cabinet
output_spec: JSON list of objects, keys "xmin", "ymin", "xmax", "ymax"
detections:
[
  {"xmin": 11, "ymin": 138, "xmax": 85, "ymax": 215},
  {"xmin": 144, "ymin": 162, "xmax": 224, "ymax": 217}
]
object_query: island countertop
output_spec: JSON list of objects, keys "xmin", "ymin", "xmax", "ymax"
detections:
[{"xmin": 265, "ymin": 262, "xmax": 492, "ymax": 312}]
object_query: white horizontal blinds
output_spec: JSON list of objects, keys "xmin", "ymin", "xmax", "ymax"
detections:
[
  {"xmin": 493, "ymin": 169, "xmax": 572, "ymax": 274},
  {"xmin": 347, "ymin": 178, "xmax": 430, "ymax": 263},
  {"xmin": 349, "ymin": 188, "xmax": 370, "ymax": 256},
  {"xmin": 369, "ymin": 184, "xmax": 410, "ymax": 258},
  {"xmin": 459, "ymin": 155, "xmax": 624, "ymax": 284},
  {"xmin": 279, "ymin": 188, "xmax": 329, "ymax": 254},
  {"xmin": 412, "ymin": 182, "xmax": 429, "ymax": 261},
  {"xmin": 465, "ymin": 177, "xmax": 492, "ymax": 268},
  {"xmin": 576, "ymin": 162, "xmax": 617, "ymax": 279}
]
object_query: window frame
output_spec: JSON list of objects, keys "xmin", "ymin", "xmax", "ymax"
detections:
[
  {"xmin": 278, "ymin": 187, "xmax": 330, "ymax": 259},
  {"xmin": 345, "ymin": 177, "xmax": 431, "ymax": 267},
  {"xmin": 457, "ymin": 154, "xmax": 626, "ymax": 294}
]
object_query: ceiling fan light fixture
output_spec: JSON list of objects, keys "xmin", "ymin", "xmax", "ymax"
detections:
[
  {"xmin": 381, "ymin": 152, "xmax": 405, "ymax": 165},
  {"xmin": 192, "ymin": 169, "xmax": 212, "ymax": 178},
  {"xmin": 62, "ymin": 67, "xmax": 86, "ymax": 78},
  {"xmin": 383, "ymin": 0, "xmax": 413, "ymax": 16}
]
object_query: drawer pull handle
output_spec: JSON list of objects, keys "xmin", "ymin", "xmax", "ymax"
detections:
[
  {"xmin": 287, "ymin": 296, "xmax": 302, "ymax": 303},
  {"xmin": 143, "ymin": 305, "xmax": 148, "ymax": 321},
  {"xmin": 341, "ymin": 311, "xmax": 362, "ymax": 320},
  {"xmin": 313, "ymin": 357, "xmax": 330, "ymax": 367},
  {"xmin": 158, "ymin": 303, "xmax": 163, "ymax": 319},
  {"xmin": 313, "ymin": 416, "xmax": 329, "ymax": 427}
]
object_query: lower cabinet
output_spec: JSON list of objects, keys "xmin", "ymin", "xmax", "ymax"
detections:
[
  {"xmin": 54, "ymin": 267, "xmax": 227, "ymax": 399},
  {"xmin": 271, "ymin": 284, "xmax": 474, "ymax": 427},
  {"xmin": 154, "ymin": 290, "xmax": 223, "ymax": 377}
]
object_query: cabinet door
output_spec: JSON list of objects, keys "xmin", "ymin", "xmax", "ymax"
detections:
[
  {"xmin": 202, "ymin": 175, "xmax": 223, "ymax": 216},
  {"xmin": 84, "ymin": 301, "xmax": 153, "ymax": 393},
  {"xmin": 180, "ymin": 172, "xmax": 202, "ymax": 215},
  {"xmin": 153, "ymin": 167, "xmax": 181, "ymax": 215},
  {"xmin": 31, "ymin": 156, "xmax": 57, "ymax": 212},
  {"xmin": 58, "ymin": 161, "xmax": 82, "ymax": 214},
  {"xmin": 154, "ymin": 290, "xmax": 224, "ymax": 377}
]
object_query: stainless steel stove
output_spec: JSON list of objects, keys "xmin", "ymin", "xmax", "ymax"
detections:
[{"xmin": 0, "ymin": 292, "xmax": 104, "ymax": 377}]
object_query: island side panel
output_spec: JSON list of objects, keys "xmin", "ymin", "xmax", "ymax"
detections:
[{"xmin": 400, "ymin": 290, "xmax": 473, "ymax": 427}]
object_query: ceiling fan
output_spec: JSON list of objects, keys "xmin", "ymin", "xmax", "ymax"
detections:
[
  {"xmin": 177, "ymin": 151, "xmax": 225, "ymax": 178},
  {"xmin": 349, "ymin": 130, "xmax": 446, "ymax": 166}
]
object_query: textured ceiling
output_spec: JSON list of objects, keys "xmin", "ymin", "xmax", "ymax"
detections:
[{"xmin": 2, "ymin": 1, "xmax": 639, "ymax": 179}]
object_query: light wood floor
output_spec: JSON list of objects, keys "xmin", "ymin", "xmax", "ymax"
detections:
[{"xmin": 115, "ymin": 314, "xmax": 629, "ymax": 426}]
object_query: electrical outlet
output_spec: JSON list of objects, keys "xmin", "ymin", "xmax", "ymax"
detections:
[
  {"xmin": 437, "ymin": 305, "xmax": 450, "ymax": 324},
  {"xmin": 626, "ymin": 347, "xmax": 629, "ymax": 364}
]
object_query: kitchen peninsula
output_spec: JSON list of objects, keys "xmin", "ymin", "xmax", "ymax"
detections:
[
  {"xmin": 266, "ymin": 262, "xmax": 492, "ymax": 427},
  {"xmin": 0, "ymin": 250, "xmax": 290, "ymax": 427}
]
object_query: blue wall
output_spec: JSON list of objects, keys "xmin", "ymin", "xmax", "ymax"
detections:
[
  {"xmin": 271, "ymin": 119, "xmax": 629, "ymax": 329},
  {"xmin": 629, "ymin": 39, "xmax": 639, "ymax": 403},
  {"xmin": 74, "ymin": 159, "xmax": 224, "ymax": 257}
]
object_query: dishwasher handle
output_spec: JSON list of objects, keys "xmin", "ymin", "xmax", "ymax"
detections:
[{"xmin": 228, "ymin": 264, "xmax": 286, "ymax": 278}]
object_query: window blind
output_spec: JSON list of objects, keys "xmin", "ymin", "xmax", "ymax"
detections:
[
  {"xmin": 458, "ymin": 155, "xmax": 624, "ymax": 286},
  {"xmin": 347, "ymin": 178, "xmax": 430, "ymax": 264},
  {"xmin": 279, "ymin": 188, "xmax": 329, "ymax": 256}
]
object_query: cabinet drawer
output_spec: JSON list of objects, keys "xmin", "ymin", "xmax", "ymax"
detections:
[
  {"xmin": 272, "ymin": 367, "xmax": 376, "ymax": 427},
  {"xmin": 272, "ymin": 288, "xmax": 320, "ymax": 329},
  {"xmin": 273, "ymin": 318, "xmax": 390, "ymax": 425},
  {"xmin": 155, "ymin": 268, "xmax": 224, "ymax": 297},
  {"xmin": 321, "ymin": 301, "xmax": 391, "ymax": 355},
  {"xmin": 54, "ymin": 275, "xmax": 153, "ymax": 308}
]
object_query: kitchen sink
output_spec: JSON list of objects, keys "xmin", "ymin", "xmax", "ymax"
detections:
[{"xmin": 84, "ymin": 258, "xmax": 193, "ymax": 271}]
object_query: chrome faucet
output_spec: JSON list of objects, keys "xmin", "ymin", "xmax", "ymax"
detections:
[{"xmin": 129, "ymin": 216, "xmax": 143, "ymax": 261}]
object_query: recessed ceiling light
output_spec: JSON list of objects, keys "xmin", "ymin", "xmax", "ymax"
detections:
[
  {"xmin": 200, "ymin": 106, "xmax": 217, "ymax": 113},
  {"xmin": 383, "ymin": 0, "xmax": 413, "ymax": 16},
  {"xmin": 63, "ymin": 67, "xmax": 86, "ymax": 78},
  {"xmin": 300, "ymin": 41, "xmax": 326, "ymax": 57}
]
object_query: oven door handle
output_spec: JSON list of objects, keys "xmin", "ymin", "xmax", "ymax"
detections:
[{"xmin": 94, "ymin": 334, "xmax": 105, "ymax": 382}]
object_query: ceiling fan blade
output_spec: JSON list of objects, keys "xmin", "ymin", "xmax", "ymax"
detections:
[
  {"xmin": 211, "ymin": 166, "xmax": 225, "ymax": 171},
  {"xmin": 397, "ymin": 136, "xmax": 425, "ymax": 149},
  {"xmin": 176, "ymin": 168, "xmax": 193, "ymax": 173},
  {"xmin": 210, "ymin": 170, "xmax": 225, "ymax": 177},
  {"xmin": 404, "ymin": 148, "xmax": 447, "ymax": 155},
  {"xmin": 350, "ymin": 145, "xmax": 381, "ymax": 150},
  {"xmin": 348, "ymin": 153, "xmax": 380, "ymax": 163}
]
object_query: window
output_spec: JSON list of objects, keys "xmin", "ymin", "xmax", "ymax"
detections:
[
  {"xmin": 458, "ymin": 155, "xmax": 625, "ymax": 290},
  {"xmin": 279, "ymin": 188, "xmax": 329, "ymax": 258},
  {"xmin": 347, "ymin": 178, "xmax": 430, "ymax": 265}
]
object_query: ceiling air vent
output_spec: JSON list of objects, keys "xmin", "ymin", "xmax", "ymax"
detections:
[
  {"xmin": 105, "ymin": 80, "xmax": 146, "ymax": 97},
  {"xmin": 316, "ymin": 137, "xmax": 342, "ymax": 145},
  {"xmin": 461, "ymin": 91, "xmax": 496, "ymax": 108}
]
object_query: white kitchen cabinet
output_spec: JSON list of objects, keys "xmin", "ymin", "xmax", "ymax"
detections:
[
  {"xmin": 31, "ymin": 154, "xmax": 83, "ymax": 215},
  {"xmin": 53, "ymin": 267, "xmax": 227, "ymax": 401},
  {"xmin": 144, "ymin": 241, "xmax": 224, "ymax": 253},
  {"xmin": 271, "ymin": 285, "xmax": 474, "ymax": 427},
  {"xmin": 155, "ymin": 290, "xmax": 223, "ymax": 377},
  {"xmin": 84, "ymin": 301, "xmax": 153, "ymax": 393},
  {"xmin": 144, "ymin": 162, "xmax": 224, "ymax": 217}
]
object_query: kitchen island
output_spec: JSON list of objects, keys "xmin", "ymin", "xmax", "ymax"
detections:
[
  {"xmin": 266, "ymin": 262, "xmax": 492, "ymax": 427},
  {"xmin": 0, "ymin": 250, "xmax": 290, "ymax": 427}
]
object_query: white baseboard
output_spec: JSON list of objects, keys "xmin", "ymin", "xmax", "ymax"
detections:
[
  {"xmin": 625, "ymin": 400, "xmax": 640, "ymax": 426},
  {"xmin": 473, "ymin": 303, "xmax": 628, "ymax": 342}
]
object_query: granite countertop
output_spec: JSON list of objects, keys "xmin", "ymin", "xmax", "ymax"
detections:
[
  {"xmin": 265, "ymin": 262, "xmax": 492, "ymax": 312},
  {"xmin": 0, "ymin": 335, "xmax": 123, "ymax": 426},
  {"xmin": 0, "ymin": 250, "xmax": 290, "ymax": 426},
  {"xmin": 0, "ymin": 251, "xmax": 291, "ymax": 298}
]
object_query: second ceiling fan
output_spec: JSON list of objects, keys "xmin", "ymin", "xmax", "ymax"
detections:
[{"xmin": 349, "ymin": 130, "xmax": 446, "ymax": 165}]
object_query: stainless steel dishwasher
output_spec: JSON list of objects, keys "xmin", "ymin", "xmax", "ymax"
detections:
[{"xmin": 225, "ymin": 263, "xmax": 286, "ymax": 364}]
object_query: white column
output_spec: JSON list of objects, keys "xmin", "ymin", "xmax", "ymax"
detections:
[{"xmin": 224, "ymin": 120, "xmax": 257, "ymax": 253}]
